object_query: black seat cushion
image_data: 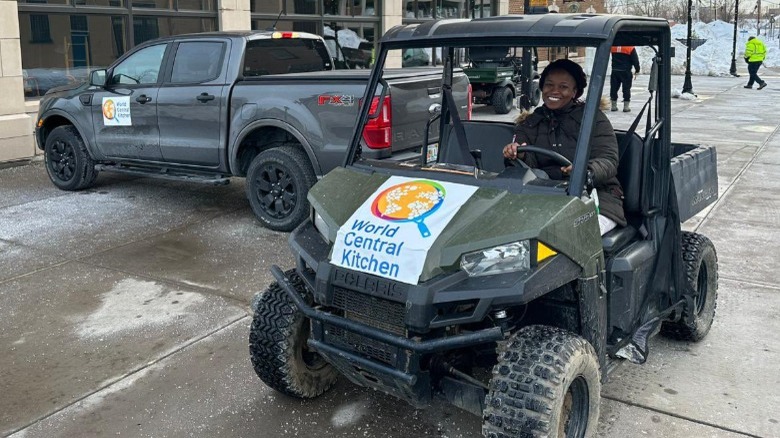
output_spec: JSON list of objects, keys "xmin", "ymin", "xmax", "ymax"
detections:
[{"xmin": 602, "ymin": 225, "xmax": 637, "ymax": 254}]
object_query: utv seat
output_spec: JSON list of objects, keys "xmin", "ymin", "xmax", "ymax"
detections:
[
  {"xmin": 438, "ymin": 121, "xmax": 514, "ymax": 171},
  {"xmin": 602, "ymin": 130, "xmax": 644, "ymax": 254}
]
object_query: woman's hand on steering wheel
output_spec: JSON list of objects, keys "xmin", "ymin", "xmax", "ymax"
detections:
[{"xmin": 503, "ymin": 142, "xmax": 525, "ymax": 160}]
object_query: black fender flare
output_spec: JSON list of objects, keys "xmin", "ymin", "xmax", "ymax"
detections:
[
  {"xmin": 37, "ymin": 109, "xmax": 101, "ymax": 159},
  {"xmin": 230, "ymin": 119, "xmax": 321, "ymax": 177}
]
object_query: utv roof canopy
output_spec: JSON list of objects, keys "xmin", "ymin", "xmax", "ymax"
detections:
[{"xmin": 381, "ymin": 14, "xmax": 670, "ymax": 48}]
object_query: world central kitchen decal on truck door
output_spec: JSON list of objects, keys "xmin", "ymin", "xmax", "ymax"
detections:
[
  {"xmin": 331, "ymin": 176, "xmax": 478, "ymax": 285},
  {"xmin": 102, "ymin": 96, "xmax": 132, "ymax": 126}
]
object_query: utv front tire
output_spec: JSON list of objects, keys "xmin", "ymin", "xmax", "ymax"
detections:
[
  {"xmin": 44, "ymin": 125, "xmax": 98, "ymax": 191},
  {"xmin": 246, "ymin": 146, "xmax": 316, "ymax": 232},
  {"xmin": 492, "ymin": 86, "xmax": 514, "ymax": 114},
  {"xmin": 661, "ymin": 232, "xmax": 718, "ymax": 341},
  {"xmin": 249, "ymin": 270, "xmax": 337, "ymax": 398},
  {"xmin": 483, "ymin": 325, "xmax": 600, "ymax": 438}
]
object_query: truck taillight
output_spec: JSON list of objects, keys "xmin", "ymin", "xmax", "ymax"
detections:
[
  {"xmin": 362, "ymin": 96, "xmax": 392, "ymax": 149},
  {"xmin": 467, "ymin": 83, "xmax": 473, "ymax": 120}
]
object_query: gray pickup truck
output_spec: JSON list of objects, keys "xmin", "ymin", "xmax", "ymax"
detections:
[{"xmin": 34, "ymin": 30, "xmax": 470, "ymax": 231}]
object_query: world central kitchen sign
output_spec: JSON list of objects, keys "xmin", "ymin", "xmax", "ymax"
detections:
[{"xmin": 331, "ymin": 176, "xmax": 478, "ymax": 285}]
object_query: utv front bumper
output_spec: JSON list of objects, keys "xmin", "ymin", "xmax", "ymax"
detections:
[{"xmin": 268, "ymin": 221, "xmax": 581, "ymax": 407}]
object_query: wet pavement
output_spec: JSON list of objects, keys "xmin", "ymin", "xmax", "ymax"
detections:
[{"xmin": 2, "ymin": 69, "xmax": 780, "ymax": 438}]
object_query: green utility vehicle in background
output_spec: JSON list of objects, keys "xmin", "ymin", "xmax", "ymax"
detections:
[
  {"xmin": 249, "ymin": 14, "xmax": 719, "ymax": 437},
  {"xmin": 464, "ymin": 46, "xmax": 540, "ymax": 114}
]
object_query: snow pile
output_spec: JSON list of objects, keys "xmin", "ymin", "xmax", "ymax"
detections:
[{"xmin": 637, "ymin": 20, "xmax": 779, "ymax": 76}]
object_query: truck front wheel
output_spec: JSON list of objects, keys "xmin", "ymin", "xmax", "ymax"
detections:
[
  {"xmin": 246, "ymin": 146, "xmax": 316, "ymax": 232},
  {"xmin": 44, "ymin": 125, "xmax": 98, "ymax": 191},
  {"xmin": 249, "ymin": 269, "xmax": 338, "ymax": 398},
  {"xmin": 661, "ymin": 232, "xmax": 718, "ymax": 341},
  {"xmin": 483, "ymin": 325, "xmax": 600, "ymax": 438}
]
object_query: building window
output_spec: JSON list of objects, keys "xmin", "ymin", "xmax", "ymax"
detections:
[{"xmin": 30, "ymin": 15, "xmax": 52, "ymax": 43}]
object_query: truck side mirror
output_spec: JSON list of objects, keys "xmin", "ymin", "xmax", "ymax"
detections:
[
  {"xmin": 670, "ymin": 47, "xmax": 675, "ymax": 58},
  {"xmin": 90, "ymin": 69, "xmax": 107, "ymax": 87}
]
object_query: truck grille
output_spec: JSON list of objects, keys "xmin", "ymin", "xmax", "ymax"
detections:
[
  {"xmin": 325, "ymin": 324, "xmax": 398, "ymax": 365},
  {"xmin": 332, "ymin": 287, "xmax": 406, "ymax": 336}
]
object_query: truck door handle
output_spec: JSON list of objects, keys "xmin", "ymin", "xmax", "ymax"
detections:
[
  {"xmin": 135, "ymin": 95, "xmax": 152, "ymax": 104},
  {"xmin": 197, "ymin": 93, "xmax": 215, "ymax": 103}
]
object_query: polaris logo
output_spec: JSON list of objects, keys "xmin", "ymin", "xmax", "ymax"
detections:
[{"xmin": 332, "ymin": 269, "xmax": 405, "ymax": 299}]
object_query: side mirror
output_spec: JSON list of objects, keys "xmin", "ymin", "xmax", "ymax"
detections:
[
  {"xmin": 670, "ymin": 47, "xmax": 676, "ymax": 58},
  {"xmin": 90, "ymin": 69, "xmax": 107, "ymax": 87}
]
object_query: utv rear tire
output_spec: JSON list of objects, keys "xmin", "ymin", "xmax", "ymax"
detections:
[
  {"xmin": 44, "ymin": 125, "xmax": 98, "ymax": 191},
  {"xmin": 661, "ymin": 232, "xmax": 718, "ymax": 342},
  {"xmin": 249, "ymin": 269, "xmax": 337, "ymax": 398},
  {"xmin": 246, "ymin": 146, "xmax": 316, "ymax": 232},
  {"xmin": 492, "ymin": 86, "xmax": 514, "ymax": 114},
  {"xmin": 483, "ymin": 325, "xmax": 600, "ymax": 438}
]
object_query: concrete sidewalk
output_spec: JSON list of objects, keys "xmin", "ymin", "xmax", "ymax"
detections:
[{"xmin": 1, "ymin": 72, "xmax": 779, "ymax": 438}]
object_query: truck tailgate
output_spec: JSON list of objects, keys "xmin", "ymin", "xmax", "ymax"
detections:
[{"xmin": 383, "ymin": 68, "xmax": 471, "ymax": 154}]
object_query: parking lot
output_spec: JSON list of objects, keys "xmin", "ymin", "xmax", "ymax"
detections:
[{"xmin": 2, "ymin": 71, "xmax": 780, "ymax": 438}]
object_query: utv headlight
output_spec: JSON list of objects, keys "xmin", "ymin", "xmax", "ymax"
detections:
[
  {"xmin": 460, "ymin": 241, "xmax": 531, "ymax": 277},
  {"xmin": 312, "ymin": 209, "xmax": 330, "ymax": 242}
]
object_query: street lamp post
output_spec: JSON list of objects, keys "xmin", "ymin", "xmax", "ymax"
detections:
[
  {"xmin": 682, "ymin": 0, "xmax": 694, "ymax": 93},
  {"xmin": 729, "ymin": 0, "xmax": 739, "ymax": 76}
]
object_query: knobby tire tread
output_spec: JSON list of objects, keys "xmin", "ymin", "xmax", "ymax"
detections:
[
  {"xmin": 660, "ymin": 231, "xmax": 719, "ymax": 341},
  {"xmin": 483, "ymin": 325, "xmax": 600, "ymax": 438}
]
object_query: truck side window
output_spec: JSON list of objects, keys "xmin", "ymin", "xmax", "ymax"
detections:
[
  {"xmin": 170, "ymin": 42, "xmax": 225, "ymax": 84},
  {"xmin": 111, "ymin": 44, "xmax": 167, "ymax": 85}
]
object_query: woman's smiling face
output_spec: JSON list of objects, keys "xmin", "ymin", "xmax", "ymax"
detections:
[{"xmin": 542, "ymin": 69, "xmax": 577, "ymax": 111}]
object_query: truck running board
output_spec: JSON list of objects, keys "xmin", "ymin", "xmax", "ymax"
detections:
[{"xmin": 94, "ymin": 164, "xmax": 231, "ymax": 185}]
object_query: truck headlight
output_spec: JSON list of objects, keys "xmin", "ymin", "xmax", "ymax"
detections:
[
  {"xmin": 313, "ymin": 209, "xmax": 330, "ymax": 242},
  {"xmin": 460, "ymin": 241, "xmax": 531, "ymax": 277}
]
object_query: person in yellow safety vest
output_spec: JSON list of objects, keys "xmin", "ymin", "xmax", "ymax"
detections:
[{"xmin": 744, "ymin": 36, "xmax": 767, "ymax": 90}]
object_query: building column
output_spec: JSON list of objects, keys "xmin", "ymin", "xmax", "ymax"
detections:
[
  {"xmin": 382, "ymin": 0, "xmax": 403, "ymax": 68},
  {"xmin": 0, "ymin": 0, "xmax": 35, "ymax": 164},
  {"xmin": 497, "ymin": 0, "xmax": 510, "ymax": 15},
  {"xmin": 219, "ymin": 0, "xmax": 251, "ymax": 31}
]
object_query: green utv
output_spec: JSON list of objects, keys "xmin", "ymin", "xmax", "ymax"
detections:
[
  {"xmin": 464, "ymin": 45, "xmax": 541, "ymax": 114},
  {"xmin": 249, "ymin": 14, "xmax": 719, "ymax": 437}
]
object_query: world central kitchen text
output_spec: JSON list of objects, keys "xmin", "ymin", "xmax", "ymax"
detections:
[{"xmin": 339, "ymin": 219, "xmax": 405, "ymax": 278}]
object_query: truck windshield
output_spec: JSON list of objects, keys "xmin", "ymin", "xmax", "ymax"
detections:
[{"xmin": 244, "ymin": 38, "xmax": 332, "ymax": 77}]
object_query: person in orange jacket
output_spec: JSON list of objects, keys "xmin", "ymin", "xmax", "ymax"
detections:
[{"xmin": 610, "ymin": 46, "xmax": 641, "ymax": 112}]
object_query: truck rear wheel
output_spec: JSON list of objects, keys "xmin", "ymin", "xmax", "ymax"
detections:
[
  {"xmin": 44, "ymin": 125, "xmax": 98, "ymax": 191},
  {"xmin": 249, "ymin": 269, "xmax": 338, "ymax": 398},
  {"xmin": 483, "ymin": 325, "xmax": 600, "ymax": 438},
  {"xmin": 246, "ymin": 146, "xmax": 316, "ymax": 232},
  {"xmin": 661, "ymin": 232, "xmax": 718, "ymax": 341},
  {"xmin": 492, "ymin": 86, "xmax": 514, "ymax": 114}
]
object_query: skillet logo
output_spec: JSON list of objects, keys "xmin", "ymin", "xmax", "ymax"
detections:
[
  {"xmin": 102, "ymin": 99, "xmax": 115, "ymax": 119},
  {"xmin": 371, "ymin": 180, "xmax": 445, "ymax": 238},
  {"xmin": 331, "ymin": 176, "xmax": 478, "ymax": 285},
  {"xmin": 318, "ymin": 95, "xmax": 354, "ymax": 106}
]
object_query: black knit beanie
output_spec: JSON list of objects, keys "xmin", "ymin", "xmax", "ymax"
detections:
[{"xmin": 540, "ymin": 59, "xmax": 588, "ymax": 99}]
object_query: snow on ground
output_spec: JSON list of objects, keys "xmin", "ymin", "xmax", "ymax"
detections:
[{"xmin": 636, "ymin": 20, "xmax": 780, "ymax": 76}]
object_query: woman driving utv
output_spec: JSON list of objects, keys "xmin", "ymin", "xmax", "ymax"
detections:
[{"xmin": 502, "ymin": 59, "xmax": 626, "ymax": 235}]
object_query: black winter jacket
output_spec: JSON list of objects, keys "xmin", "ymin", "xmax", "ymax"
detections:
[{"xmin": 512, "ymin": 102, "xmax": 627, "ymax": 227}]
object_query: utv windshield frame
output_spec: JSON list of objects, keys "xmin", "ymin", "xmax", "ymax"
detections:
[{"xmin": 344, "ymin": 14, "xmax": 672, "ymax": 201}]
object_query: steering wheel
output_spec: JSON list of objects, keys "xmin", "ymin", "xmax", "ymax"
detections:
[{"xmin": 509, "ymin": 145, "xmax": 572, "ymax": 168}]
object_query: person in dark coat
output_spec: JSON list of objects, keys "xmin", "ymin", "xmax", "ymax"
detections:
[
  {"xmin": 503, "ymin": 59, "xmax": 626, "ymax": 235},
  {"xmin": 609, "ymin": 46, "xmax": 641, "ymax": 112}
]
